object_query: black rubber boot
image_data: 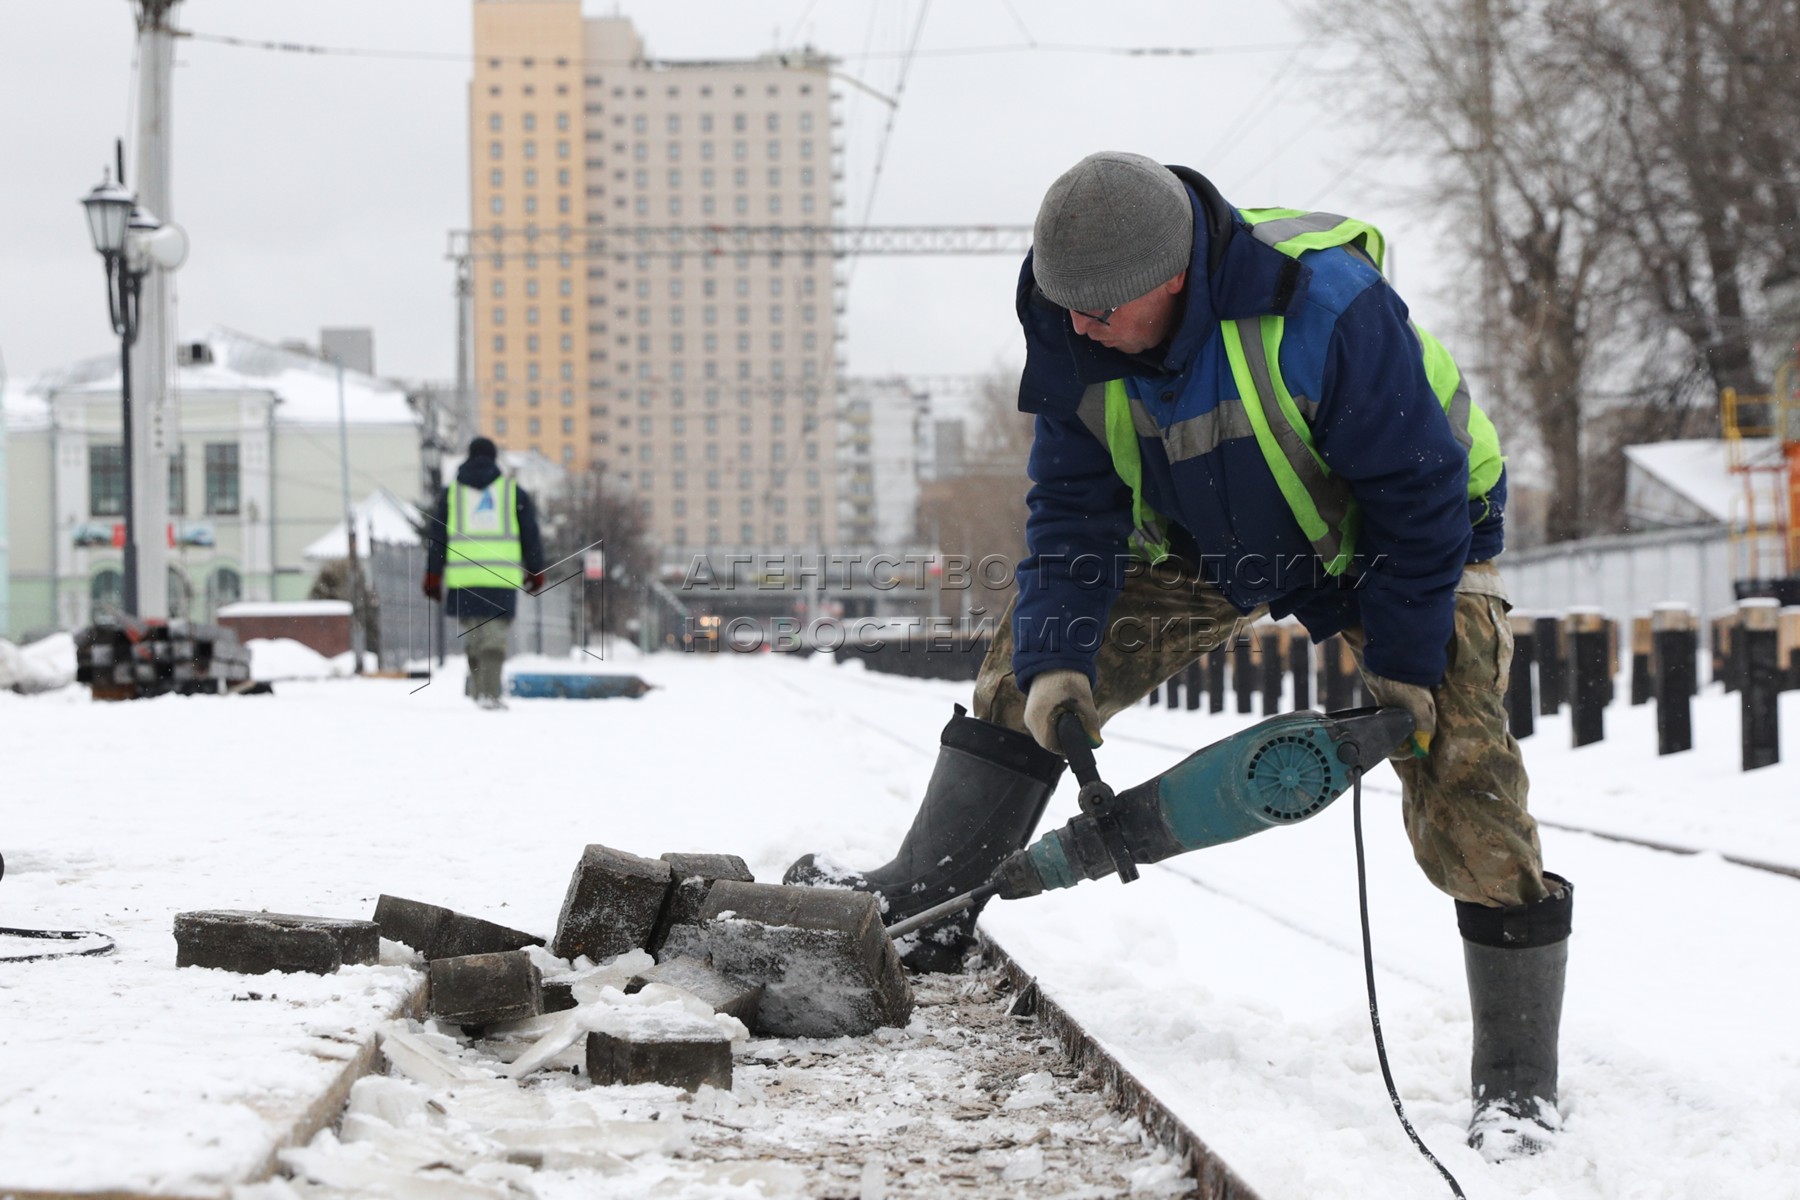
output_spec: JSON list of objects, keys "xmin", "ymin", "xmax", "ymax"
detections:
[
  {"xmin": 1456, "ymin": 873, "xmax": 1574, "ymax": 1161},
  {"xmin": 784, "ymin": 705, "xmax": 1065, "ymax": 973}
]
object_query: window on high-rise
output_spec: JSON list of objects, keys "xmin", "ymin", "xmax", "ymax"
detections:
[
  {"xmin": 523, "ymin": 113, "xmax": 537, "ymax": 131},
  {"xmin": 800, "ymin": 140, "xmax": 812, "ymax": 158},
  {"xmin": 490, "ymin": 141, "xmax": 502, "ymax": 159},
  {"xmin": 734, "ymin": 141, "xmax": 746, "ymax": 160},
  {"xmin": 557, "ymin": 113, "xmax": 569, "ymax": 130},
  {"xmin": 488, "ymin": 114, "xmax": 502, "ymax": 131},
  {"xmin": 800, "ymin": 113, "xmax": 813, "ymax": 132},
  {"xmin": 524, "ymin": 141, "xmax": 536, "ymax": 159}
]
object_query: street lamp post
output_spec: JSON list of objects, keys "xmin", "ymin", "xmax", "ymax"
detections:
[
  {"xmin": 82, "ymin": 166, "xmax": 187, "ymax": 621},
  {"xmin": 81, "ymin": 173, "xmax": 144, "ymax": 618}
]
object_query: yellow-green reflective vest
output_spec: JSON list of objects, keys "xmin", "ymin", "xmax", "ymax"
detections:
[
  {"xmin": 443, "ymin": 476, "xmax": 524, "ymax": 590},
  {"xmin": 1103, "ymin": 209, "xmax": 1504, "ymax": 571}
]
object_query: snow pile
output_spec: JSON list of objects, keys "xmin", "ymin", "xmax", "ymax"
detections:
[
  {"xmin": 247, "ymin": 638, "xmax": 340, "ymax": 681},
  {"xmin": 0, "ymin": 632, "xmax": 76, "ymax": 693}
]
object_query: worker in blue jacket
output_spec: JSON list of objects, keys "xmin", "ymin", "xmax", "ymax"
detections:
[{"xmin": 791, "ymin": 153, "xmax": 1573, "ymax": 1161}]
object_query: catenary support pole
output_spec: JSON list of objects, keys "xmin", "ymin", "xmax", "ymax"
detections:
[
  {"xmin": 129, "ymin": 0, "xmax": 180, "ymax": 619},
  {"xmin": 1206, "ymin": 646, "xmax": 1225, "ymax": 713},
  {"xmin": 1289, "ymin": 625, "xmax": 1311, "ymax": 711},
  {"xmin": 1233, "ymin": 632, "xmax": 1256, "ymax": 714}
]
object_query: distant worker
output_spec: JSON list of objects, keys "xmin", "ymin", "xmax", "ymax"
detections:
[
  {"xmin": 422, "ymin": 437, "xmax": 546, "ymax": 709},
  {"xmin": 790, "ymin": 153, "xmax": 1572, "ymax": 1161}
]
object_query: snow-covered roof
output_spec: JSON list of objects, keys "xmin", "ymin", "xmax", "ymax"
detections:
[
  {"xmin": 24, "ymin": 325, "xmax": 415, "ymax": 428},
  {"xmin": 1623, "ymin": 438, "xmax": 1782, "ymax": 525},
  {"xmin": 2, "ymin": 378, "xmax": 51, "ymax": 433},
  {"xmin": 302, "ymin": 489, "xmax": 424, "ymax": 561}
]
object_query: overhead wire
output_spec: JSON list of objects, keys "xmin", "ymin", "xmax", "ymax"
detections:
[
  {"xmin": 844, "ymin": 0, "xmax": 932, "ymax": 296},
  {"xmin": 179, "ymin": 27, "xmax": 1307, "ymax": 68}
]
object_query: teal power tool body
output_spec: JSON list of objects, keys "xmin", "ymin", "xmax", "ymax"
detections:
[{"xmin": 886, "ymin": 706, "xmax": 1414, "ymax": 940}]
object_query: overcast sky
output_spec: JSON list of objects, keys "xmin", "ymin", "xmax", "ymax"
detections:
[{"xmin": 0, "ymin": 1, "xmax": 1443, "ymax": 394}]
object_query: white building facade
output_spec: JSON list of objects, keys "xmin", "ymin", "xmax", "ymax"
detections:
[{"xmin": 4, "ymin": 328, "xmax": 421, "ymax": 638}]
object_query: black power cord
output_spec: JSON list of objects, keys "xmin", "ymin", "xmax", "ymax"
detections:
[
  {"xmin": 0, "ymin": 926, "xmax": 116, "ymax": 963},
  {"xmin": 1350, "ymin": 769, "xmax": 1467, "ymax": 1199}
]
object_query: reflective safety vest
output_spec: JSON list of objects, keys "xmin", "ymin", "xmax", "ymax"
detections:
[
  {"xmin": 443, "ymin": 476, "xmax": 524, "ymax": 590},
  {"xmin": 1103, "ymin": 209, "xmax": 1504, "ymax": 570}
]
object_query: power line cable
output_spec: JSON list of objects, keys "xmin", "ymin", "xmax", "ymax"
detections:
[
  {"xmin": 179, "ymin": 27, "xmax": 1307, "ymax": 66},
  {"xmin": 996, "ymin": 0, "xmax": 1038, "ymax": 47},
  {"xmin": 845, "ymin": 0, "xmax": 931, "ymax": 295}
]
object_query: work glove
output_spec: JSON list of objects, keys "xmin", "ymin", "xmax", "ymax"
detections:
[
  {"xmin": 1023, "ymin": 669, "xmax": 1103, "ymax": 755},
  {"xmin": 421, "ymin": 573, "xmax": 442, "ymax": 602},
  {"xmin": 523, "ymin": 570, "xmax": 547, "ymax": 596},
  {"xmin": 1363, "ymin": 674, "xmax": 1436, "ymax": 759}
]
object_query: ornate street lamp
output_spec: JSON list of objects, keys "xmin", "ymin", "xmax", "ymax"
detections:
[{"xmin": 81, "ymin": 171, "xmax": 146, "ymax": 617}]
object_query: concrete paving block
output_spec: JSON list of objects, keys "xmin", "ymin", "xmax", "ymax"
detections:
[
  {"xmin": 373, "ymin": 895, "xmax": 544, "ymax": 961},
  {"xmin": 428, "ymin": 950, "xmax": 543, "ymax": 1026},
  {"xmin": 551, "ymin": 844, "xmax": 672, "ymax": 962},
  {"xmin": 666, "ymin": 881, "xmax": 912, "ymax": 1038},
  {"xmin": 584, "ymin": 1007, "xmax": 732, "ymax": 1092},
  {"xmin": 174, "ymin": 910, "xmax": 379, "ymax": 976},
  {"xmin": 627, "ymin": 955, "xmax": 764, "ymax": 1025},
  {"xmin": 649, "ymin": 852, "xmax": 756, "ymax": 952}
]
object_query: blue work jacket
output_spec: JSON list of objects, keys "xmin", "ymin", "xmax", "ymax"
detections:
[{"xmin": 1011, "ymin": 166, "xmax": 1506, "ymax": 691}]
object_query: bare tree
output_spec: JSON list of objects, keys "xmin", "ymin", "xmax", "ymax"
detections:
[
  {"xmin": 1302, "ymin": 0, "xmax": 1638, "ymax": 541},
  {"xmin": 918, "ymin": 372, "xmax": 1036, "ymax": 619},
  {"xmin": 540, "ymin": 470, "xmax": 656, "ymax": 639},
  {"xmin": 1551, "ymin": 0, "xmax": 1800, "ymax": 397}
]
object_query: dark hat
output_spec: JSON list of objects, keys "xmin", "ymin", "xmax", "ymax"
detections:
[
  {"xmin": 1032, "ymin": 152, "xmax": 1194, "ymax": 312},
  {"xmin": 467, "ymin": 436, "xmax": 498, "ymax": 459}
]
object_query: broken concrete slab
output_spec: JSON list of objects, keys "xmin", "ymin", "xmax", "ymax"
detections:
[
  {"xmin": 543, "ymin": 979, "xmax": 578, "ymax": 1013},
  {"xmin": 627, "ymin": 955, "xmax": 764, "ymax": 1025},
  {"xmin": 585, "ymin": 1006, "xmax": 732, "ymax": 1092},
  {"xmin": 650, "ymin": 852, "xmax": 756, "ymax": 952},
  {"xmin": 658, "ymin": 881, "xmax": 911, "ymax": 1039},
  {"xmin": 372, "ymin": 894, "xmax": 544, "ymax": 960},
  {"xmin": 174, "ymin": 910, "xmax": 379, "ymax": 976},
  {"xmin": 427, "ymin": 950, "xmax": 543, "ymax": 1026},
  {"xmin": 551, "ymin": 844, "xmax": 672, "ymax": 963}
]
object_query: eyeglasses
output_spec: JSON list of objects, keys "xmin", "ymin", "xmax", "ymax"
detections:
[{"xmin": 1070, "ymin": 306, "xmax": 1116, "ymax": 326}]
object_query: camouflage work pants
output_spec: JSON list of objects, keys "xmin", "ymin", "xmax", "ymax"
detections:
[
  {"xmin": 459, "ymin": 616, "xmax": 511, "ymax": 702},
  {"xmin": 972, "ymin": 559, "xmax": 1548, "ymax": 907}
]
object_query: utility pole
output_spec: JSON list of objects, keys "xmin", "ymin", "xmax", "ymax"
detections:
[
  {"xmin": 335, "ymin": 359, "xmax": 366, "ymax": 674},
  {"xmin": 131, "ymin": 0, "xmax": 181, "ymax": 619}
]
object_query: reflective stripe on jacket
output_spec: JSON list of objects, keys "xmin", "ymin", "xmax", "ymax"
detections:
[{"xmin": 1099, "ymin": 209, "xmax": 1503, "ymax": 572}]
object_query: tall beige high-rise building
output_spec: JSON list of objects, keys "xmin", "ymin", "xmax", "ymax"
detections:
[{"xmin": 470, "ymin": 2, "xmax": 840, "ymax": 556}]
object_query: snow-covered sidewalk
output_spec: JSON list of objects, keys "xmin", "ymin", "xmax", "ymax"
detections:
[{"xmin": 2, "ymin": 651, "xmax": 1797, "ymax": 1198}]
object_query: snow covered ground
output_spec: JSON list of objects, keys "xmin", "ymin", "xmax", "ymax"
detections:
[{"xmin": 2, "ymin": 647, "xmax": 1797, "ymax": 1198}]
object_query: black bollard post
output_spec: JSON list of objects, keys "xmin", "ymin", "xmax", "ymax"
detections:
[
  {"xmin": 1260, "ymin": 627, "xmax": 1284, "ymax": 716},
  {"xmin": 1717, "ymin": 611, "xmax": 1742, "ymax": 693},
  {"xmin": 1321, "ymin": 635, "xmax": 1356, "ymax": 711},
  {"xmin": 1165, "ymin": 671, "xmax": 1181, "ymax": 708},
  {"xmin": 1630, "ymin": 615, "xmax": 1653, "ymax": 705},
  {"xmin": 1535, "ymin": 614, "xmax": 1566, "ymax": 715},
  {"xmin": 1652, "ymin": 604, "xmax": 1696, "ymax": 756},
  {"xmin": 1507, "ymin": 614, "xmax": 1536, "ymax": 739},
  {"xmin": 1567, "ymin": 609, "xmax": 1608, "ymax": 748},
  {"xmin": 1184, "ymin": 660, "xmax": 1203, "ymax": 711},
  {"xmin": 1783, "ymin": 607, "xmax": 1800, "ymax": 692},
  {"xmin": 1233, "ymin": 633, "xmax": 1257, "ymax": 714},
  {"xmin": 1289, "ymin": 627, "xmax": 1312, "ymax": 711},
  {"xmin": 1207, "ymin": 647, "xmax": 1226, "ymax": 713},
  {"xmin": 1740, "ymin": 599, "xmax": 1781, "ymax": 770}
]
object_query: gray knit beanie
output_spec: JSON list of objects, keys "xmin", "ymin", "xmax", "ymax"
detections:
[{"xmin": 1032, "ymin": 152, "xmax": 1193, "ymax": 312}]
